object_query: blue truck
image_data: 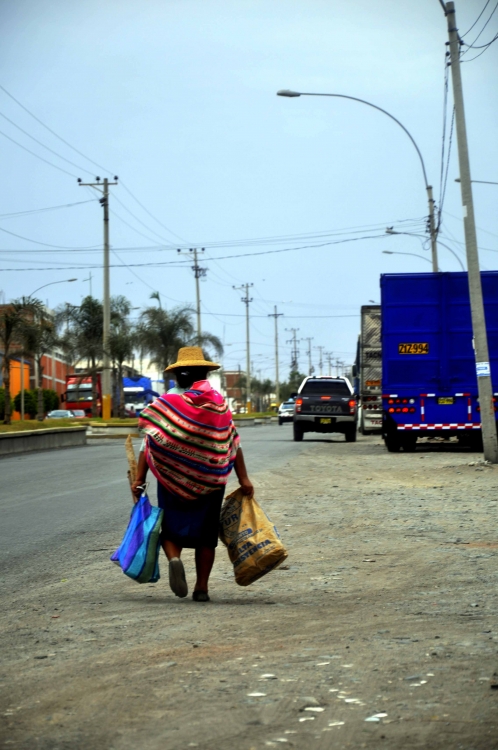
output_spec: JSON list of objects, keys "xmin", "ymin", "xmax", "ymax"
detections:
[
  {"xmin": 122, "ymin": 375, "xmax": 159, "ymax": 417},
  {"xmin": 381, "ymin": 271, "xmax": 498, "ymax": 452}
]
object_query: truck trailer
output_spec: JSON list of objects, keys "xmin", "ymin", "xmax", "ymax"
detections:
[{"xmin": 381, "ymin": 272, "xmax": 498, "ymax": 452}]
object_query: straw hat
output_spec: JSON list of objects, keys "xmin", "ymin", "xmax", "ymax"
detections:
[{"xmin": 164, "ymin": 346, "xmax": 220, "ymax": 372}]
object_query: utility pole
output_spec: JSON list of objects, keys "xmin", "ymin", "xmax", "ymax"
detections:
[
  {"xmin": 302, "ymin": 337, "xmax": 314, "ymax": 375},
  {"xmin": 178, "ymin": 248, "xmax": 206, "ymax": 344},
  {"xmin": 268, "ymin": 306, "xmax": 284, "ymax": 403},
  {"xmin": 445, "ymin": 2, "xmax": 498, "ymax": 463},
  {"xmin": 324, "ymin": 351, "xmax": 333, "ymax": 376},
  {"xmin": 286, "ymin": 328, "xmax": 300, "ymax": 372},
  {"xmin": 78, "ymin": 175, "xmax": 118, "ymax": 420},
  {"xmin": 234, "ymin": 283, "xmax": 253, "ymax": 413},
  {"xmin": 315, "ymin": 346, "xmax": 324, "ymax": 376}
]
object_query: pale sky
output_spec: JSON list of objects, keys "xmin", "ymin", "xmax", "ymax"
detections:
[{"xmin": 1, "ymin": 0, "xmax": 497, "ymax": 380}]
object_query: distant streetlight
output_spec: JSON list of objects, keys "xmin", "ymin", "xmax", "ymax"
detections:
[
  {"xmin": 385, "ymin": 229, "xmax": 465, "ymax": 271},
  {"xmin": 382, "ymin": 250, "xmax": 433, "ymax": 266},
  {"xmin": 455, "ymin": 178, "xmax": 498, "ymax": 186},
  {"xmin": 277, "ymin": 89, "xmax": 438, "ymax": 272},
  {"xmin": 29, "ymin": 278, "xmax": 77, "ymax": 298}
]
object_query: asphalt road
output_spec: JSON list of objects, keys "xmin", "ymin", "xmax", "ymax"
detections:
[{"xmin": 0, "ymin": 423, "xmax": 316, "ymax": 566}]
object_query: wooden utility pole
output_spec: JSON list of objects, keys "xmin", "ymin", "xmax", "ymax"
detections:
[
  {"xmin": 234, "ymin": 283, "xmax": 253, "ymax": 413},
  {"xmin": 286, "ymin": 328, "xmax": 300, "ymax": 372},
  {"xmin": 78, "ymin": 175, "xmax": 118, "ymax": 420},
  {"xmin": 302, "ymin": 337, "xmax": 314, "ymax": 375},
  {"xmin": 178, "ymin": 248, "xmax": 206, "ymax": 344},
  {"xmin": 445, "ymin": 2, "xmax": 498, "ymax": 463},
  {"xmin": 268, "ymin": 306, "xmax": 283, "ymax": 403}
]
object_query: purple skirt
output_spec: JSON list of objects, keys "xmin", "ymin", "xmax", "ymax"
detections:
[{"xmin": 156, "ymin": 482, "xmax": 225, "ymax": 549}]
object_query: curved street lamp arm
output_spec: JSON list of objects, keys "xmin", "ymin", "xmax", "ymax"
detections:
[
  {"xmin": 297, "ymin": 93, "xmax": 430, "ymax": 189},
  {"xmin": 387, "ymin": 230, "xmax": 464, "ymax": 271},
  {"xmin": 29, "ymin": 278, "xmax": 77, "ymax": 297},
  {"xmin": 383, "ymin": 250, "xmax": 433, "ymax": 265}
]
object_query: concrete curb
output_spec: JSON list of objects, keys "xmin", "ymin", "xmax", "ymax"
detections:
[
  {"xmin": 233, "ymin": 417, "xmax": 278, "ymax": 427},
  {"xmin": 0, "ymin": 426, "xmax": 87, "ymax": 456}
]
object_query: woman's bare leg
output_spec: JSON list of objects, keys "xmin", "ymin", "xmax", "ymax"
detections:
[
  {"xmin": 194, "ymin": 547, "xmax": 215, "ymax": 592},
  {"xmin": 162, "ymin": 539, "xmax": 182, "ymax": 560}
]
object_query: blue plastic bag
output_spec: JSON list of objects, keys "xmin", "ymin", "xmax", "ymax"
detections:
[{"xmin": 111, "ymin": 493, "xmax": 163, "ymax": 583}]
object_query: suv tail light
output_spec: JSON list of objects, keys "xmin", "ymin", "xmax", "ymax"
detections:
[
  {"xmin": 295, "ymin": 398, "xmax": 303, "ymax": 413},
  {"xmin": 348, "ymin": 399, "xmax": 356, "ymax": 414}
]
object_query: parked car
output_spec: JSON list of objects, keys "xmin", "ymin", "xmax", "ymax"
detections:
[
  {"xmin": 293, "ymin": 376, "xmax": 358, "ymax": 442},
  {"xmin": 278, "ymin": 400, "xmax": 295, "ymax": 425},
  {"xmin": 46, "ymin": 409, "xmax": 76, "ymax": 419},
  {"xmin": 71, "ymin": 409, "xmax": 87, "ymax": 418}
]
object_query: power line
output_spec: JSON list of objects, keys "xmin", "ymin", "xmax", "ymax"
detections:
[
  {"xmin": 0, "ymin": 127, "xmax": 78, "ymax": 178},
  {"xmin": 0, "ymin": 224, "xmax": 100, "ymax": 249},
  {"xmin": 0, "ymin": 109, "xmax": 95, "ymax": 176},
  {"xmin": 0, "ymin": 200, "xmax": 95, "ymax": 219},
  {"xmin": 119, "ymin": 181, "xmax": 187, "ymax": 243},
  {"xmin": 0, "ymin": 83, "xmax": 112, "ymax": 175},
  {"xmin": 461, "ymin": 1, "xmax": 498, "ymax": 48},
  {"xmin": 0, "ymin": 84, "xmax": 187, "ymax": 244},
  {"xmin": 460, "ymin": 0, "xmax": 491, "ymax": 37}
]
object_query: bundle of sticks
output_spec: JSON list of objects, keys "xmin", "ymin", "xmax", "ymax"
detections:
[{"xmin": 125, "ymin": 435, "xmax": 138, "ymax": 501}]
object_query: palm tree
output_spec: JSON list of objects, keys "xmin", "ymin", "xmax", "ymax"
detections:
[
  {"xmin": 0, "ymin": 297, "xmax": 42, "ymax": 424},
  {"xmin": 109, "ymin": 297, "xmax": 135, "ymax": 418},
  {"xmin": 58, "ymin": 296, "xmax": 104, "ymax": 418},
  {"xmin": 19, "ymin": 300, "xmax": 59, "ymax": 420},
  {"xmin": 137, "ymin": 303, "xmax": 223, "ymax": 373}
]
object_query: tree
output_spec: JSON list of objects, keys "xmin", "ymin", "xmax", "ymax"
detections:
[
  {"xmin": 137, "ymin": 300, "xmax": 223, "ymax": 373},
  {"xmin": 108, "ymin": 297, "xmax": 135, "ymax": 418},
  {"xmin": 58, "ymin": 296, "xmax": 104, "ymax": 418},
  {"xmin": 279, "ymin": 369, "xmax": 307, "ymax": 402},
  {"xmin": 0, "ymin": 297, "xmax": 41, "ymax": 424},
  {"xmin": 19, "ymin": 299, "xmax": 59, "ymax": 420}
]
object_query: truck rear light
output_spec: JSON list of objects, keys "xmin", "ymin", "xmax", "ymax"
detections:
[
  {"xmin": 410, "ymin": 407, "xmax": 415, "ymax": 413},
  {"xmin": 295, "ymin": 398, "xmax": 303, "ymax": 413},
  {"xmin": 388, "ymin": 407, "xmax": 394, "ymax": 413},
  {"xmin": 401, "ymin": 407, "xmax": 409, "ymax": 413},
  {"xmin": 388, "ymin": 399, "xmax": 394, "ymax": 404}
]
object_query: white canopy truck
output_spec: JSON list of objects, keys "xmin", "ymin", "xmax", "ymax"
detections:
[{"xmin": 358, "ymin": 305, "xmax": 382, "ymax": 434}]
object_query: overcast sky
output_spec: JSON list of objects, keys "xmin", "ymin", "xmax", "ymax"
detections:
[{"xmin": 1, "ymin": 0, "xmax": 497, "ymax": 380}]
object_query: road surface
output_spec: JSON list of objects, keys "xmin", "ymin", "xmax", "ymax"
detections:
[{"xmin": 0, "ymin": 424, "xmax": 310, "ymax": 565}]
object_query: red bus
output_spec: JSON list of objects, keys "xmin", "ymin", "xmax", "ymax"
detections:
[{"xmin": 62, "ymin": 373, "xmax": 102, "ymax": 417}]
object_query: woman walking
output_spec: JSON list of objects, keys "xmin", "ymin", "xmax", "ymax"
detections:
[{"xmin": 132, "ymin": 347, "xmax": 253, "ymax": 602}]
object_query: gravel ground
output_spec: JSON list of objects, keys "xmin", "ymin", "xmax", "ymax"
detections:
[{"xmin": 1, "ymin": 433, "xmax": 498, "ymax": 750}]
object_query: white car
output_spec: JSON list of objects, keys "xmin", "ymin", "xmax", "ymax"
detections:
[{"xmin": 278, "ymin": 400, "xmax": 295, "ymax": 425}]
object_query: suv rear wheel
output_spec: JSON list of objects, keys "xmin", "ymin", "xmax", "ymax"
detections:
[
  {"xmin": 293, "ymin": 423, "xmax": 303, "ymax": 442},
  {"xmin": 345, "ymin": 425, "xmax": 357, "ymax": 443}
]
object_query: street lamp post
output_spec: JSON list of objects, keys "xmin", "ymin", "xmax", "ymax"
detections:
[
  {"xmin": 22, "ymin": 278, "xmax": 77, "ymax": 421},
  {"xmin": 277, "ymin": 89, "xmax": 438, "ymax": 272}
]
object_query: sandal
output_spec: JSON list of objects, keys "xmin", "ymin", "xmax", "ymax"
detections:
[
  {"xmin": 169, "ymin": 558, "xmax": 188, "ymax": 598},
  {"xmin": 192, "ymin": 590, "xmax": 210, "ymax": 602}
]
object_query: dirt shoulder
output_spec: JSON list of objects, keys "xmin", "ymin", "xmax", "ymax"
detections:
[{"xmin": 1, "ymin": 435, "xmax": 498, "ymax": 750}]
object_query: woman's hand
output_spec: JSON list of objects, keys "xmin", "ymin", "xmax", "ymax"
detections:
[
  {"xmin": 239, "ymin": 478, "xmax": 254, "ymax": 496},
  {"xmin": 131, "ymin": 478, "xmax": 146, "ymax": 502}
]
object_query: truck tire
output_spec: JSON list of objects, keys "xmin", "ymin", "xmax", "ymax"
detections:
[
  {"xmin": 385, "ymin": 433, "xmax": 401, "ymax": 452},
  {"xmin": 402, "ymin": 435, "xmax": 417, "ymax": 452},
  {"xmin": 293, "ymin": 423, "xmax": 303, "ymax": 442},
  {"xmin": 345, "ymin": 425, "xmax": 357, "ymax": 443}
]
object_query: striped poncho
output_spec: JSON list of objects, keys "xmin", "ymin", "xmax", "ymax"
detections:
[{"xmin": 138, "ymin": 380, "xmax": 240, "ymax": 501}]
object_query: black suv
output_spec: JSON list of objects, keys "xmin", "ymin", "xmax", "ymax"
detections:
[{"xmin": 292, "ymin": 376, "xmax": 358, "ymax": 442}]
